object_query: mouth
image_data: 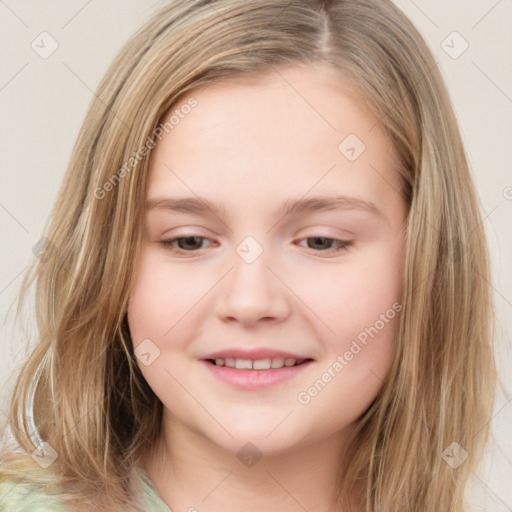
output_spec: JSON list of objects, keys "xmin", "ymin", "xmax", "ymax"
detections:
[
  {"xmin": 204, "ymin": 357, "xmax": 313, "ymax": 370},
  {"xmin": 200, "ymin": 356, "xmax": 315, "ymax": 389}
]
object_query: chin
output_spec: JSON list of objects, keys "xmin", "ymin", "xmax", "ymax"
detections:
[{"xmin": 220, "ymin": 433, "xmax": 304, "ymax": 459}]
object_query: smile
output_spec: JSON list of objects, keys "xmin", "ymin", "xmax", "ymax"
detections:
[
  {"xmin": 208, "ymin": 357, "xmax": 310, "ymax": 370},
  {"xmin": 201, "ymin": 358, "xmax": 314, "ymax": 389}
]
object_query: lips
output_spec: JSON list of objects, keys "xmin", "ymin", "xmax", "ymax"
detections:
[
  {"xmin": 200, "ymin": 349, "xmax": 314, "ymax": 389},
  {"xmin": 201, "ymin": 348, "xmax": 313, "ymax": 361},
  {"xmin": 199, "ymin": 348, "xmax": 314, "ymax": 388}
]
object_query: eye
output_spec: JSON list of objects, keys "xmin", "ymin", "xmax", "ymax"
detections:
[
  {"xmin": 158, "ymin": 235, "xmax": 353, "ymax": 256},
  {"xmin": 297, "ymin": 236, "xmax": 353, "ymax": 254},
  {"xmin": 159, "ymin": 235, "xmax": 215, "ymax": 254}
]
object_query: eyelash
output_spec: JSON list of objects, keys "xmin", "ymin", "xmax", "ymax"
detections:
[{"xmin": 158, "ymin": 235, "xmax": 354, "ymax": 256}]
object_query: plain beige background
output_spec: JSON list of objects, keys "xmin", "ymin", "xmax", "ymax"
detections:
[{"xmin": 1, "ymin": 1, "xmax": 511, "ymax": 510}]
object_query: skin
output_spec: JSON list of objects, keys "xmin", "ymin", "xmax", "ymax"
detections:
[{"xmin": 127, "ymin": 62, "xmax": 407, "ymax": 512}]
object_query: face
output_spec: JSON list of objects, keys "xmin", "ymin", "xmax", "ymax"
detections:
[{"xmin": 127, "ymin": 63, "xmax": 407, "ymax": 456}]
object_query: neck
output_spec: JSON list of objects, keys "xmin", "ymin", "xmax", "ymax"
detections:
[{"xmin": 142, "ymin": 411, "xmax": 354, "ymax": 512}]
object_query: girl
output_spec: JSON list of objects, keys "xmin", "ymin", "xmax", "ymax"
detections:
[{"xmin": 0, "ymin": 0, "xmax": 496, "ymax": 511}]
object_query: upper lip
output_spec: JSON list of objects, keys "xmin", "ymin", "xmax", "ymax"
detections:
[{"xmin": 201, "ymin": 348, "xmax": 314, "ymax": 361}]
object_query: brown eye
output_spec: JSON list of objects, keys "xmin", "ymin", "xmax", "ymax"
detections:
[
  {"xmin": 159, "ymin": 236, "xmax": 213, "ymax": 253},
  {"xmin": 175, "ymin": 236, "xmax": 205, "ymax": 251},
  {"xmin": 306, "ymin": 237, "xmax": 335, "ymax": 250},
  {"xmin": 298, "ymin": 237, "xmax": 353, "ymax": 254}
]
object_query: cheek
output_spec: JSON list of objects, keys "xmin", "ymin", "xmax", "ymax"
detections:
[
  {"xmin": 295, "ymin": 241, "xmax": 403, "ymax": 409},
  {"xmin": 126, "ymin": 255, "xmax": 199, "ymax": 400},
  {"xmin": 127, "ymin": 252, "xmax": 210, "ymax": 344},
  {"xmin": 296, "ymin": 298, "xmax": 400, "ymax": 429},
  {"xmin": 298, "ymin": 248, "xmax": 403, "ymax": 342}
]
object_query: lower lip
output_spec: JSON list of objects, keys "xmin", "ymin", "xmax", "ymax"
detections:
[{"xmin": 201, "ymin": 360, "xmax": 313, "ymax": 389}]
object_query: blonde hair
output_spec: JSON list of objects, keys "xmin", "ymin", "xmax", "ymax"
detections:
[{"xmin": 0, "ymin": 0, "xmax": 496, "ymax": 510}]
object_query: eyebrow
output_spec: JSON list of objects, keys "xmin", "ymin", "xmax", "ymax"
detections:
[{"xmin": 146, "ymin": 195, "xmax": 385, "ymax": 220}]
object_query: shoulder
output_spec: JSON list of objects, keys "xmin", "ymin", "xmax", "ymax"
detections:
[
  {"xmin": 0, "ymin": 454, "xmax": 170, "ymax": 512},
  {"xmin": 0, "ymin": 452, "xmax": 67, "ymax": 511},
  {"xmin": 136, "ymin": 465, "xmax": 172, "ymax": 512},
  {"xmin": 0, "ymin": 477, "xmax": 68, "ymax": 511}
]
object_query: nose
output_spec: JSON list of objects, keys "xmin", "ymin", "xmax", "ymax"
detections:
[{"xmin": 214, "ymin": 246, "xmax": 292, "ymax": 327}]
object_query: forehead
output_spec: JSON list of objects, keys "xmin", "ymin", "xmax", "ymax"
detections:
[
  {"xmin": 168, "ymin": 65, "xmax": 381, "ymax": 149},
  {"xmin": 146, "ymin": 64, "xmax": 403, "ymax": 220}
]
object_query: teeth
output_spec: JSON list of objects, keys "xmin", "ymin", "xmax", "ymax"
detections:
[
  {"xmin": 271, "ymin": 357, "xmax": 284, "ymax": 368},
  {"xmin": 235, "ymin": 359, "xmax": 252, "ymax": 369},
  {"xmin": 212, "ymin": 357, "xmax": 306, "ymax": 370},
  {"xmin": 253, "ymin": 358, "xmax": 271, "ymax": 370}
]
